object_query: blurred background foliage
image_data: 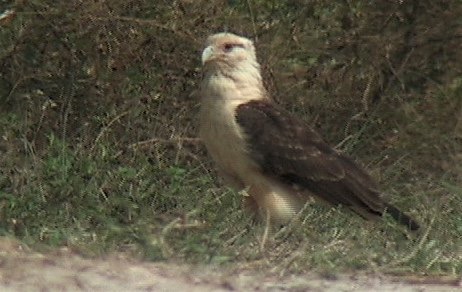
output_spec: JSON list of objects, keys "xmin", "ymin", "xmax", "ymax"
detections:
[{"xmin": 0, "ymin": 0, "xmax": 461, "ymax": 274}]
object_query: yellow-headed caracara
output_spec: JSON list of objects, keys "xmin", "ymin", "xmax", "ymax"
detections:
[{"xmin": 199, "ymin": 32, "xmax": 419, "ymax": 231}]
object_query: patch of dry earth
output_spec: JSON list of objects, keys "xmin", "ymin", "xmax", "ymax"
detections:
[{"xmin": 0, "ymin": 238, "xmax": 459, "ymax": 291}]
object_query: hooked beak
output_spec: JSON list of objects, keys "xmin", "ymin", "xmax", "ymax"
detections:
[{"xmin": 201, "ymin": 46, "xmax": 214, "ymax": 65}]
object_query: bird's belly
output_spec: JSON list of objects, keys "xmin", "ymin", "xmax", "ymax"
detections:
[{"xmin": 201, "ymin": 116, "xmax": 252, "ymax": 180}]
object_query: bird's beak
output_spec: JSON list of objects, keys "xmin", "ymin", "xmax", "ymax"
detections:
[{"xmin": 201, "ymin": 46, "xmax": 214, "ymax": 65}]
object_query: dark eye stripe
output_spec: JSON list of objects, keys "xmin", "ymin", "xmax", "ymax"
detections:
[{"xmin": 223, "ymin": 43, "xmax": 245, "ymax": 52}]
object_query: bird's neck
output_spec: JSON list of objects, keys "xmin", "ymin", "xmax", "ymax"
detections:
[{"xmin": 202, "ymin": 61, "xmax": 268, "ymax": 105}]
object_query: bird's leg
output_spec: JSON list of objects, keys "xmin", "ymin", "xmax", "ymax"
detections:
[
  {"xmin": 242, "ymin": 191, "xmax": 259, "ymax": 213},
  {"xmin": 260, "ymin": 208, "xmax": 271, "ymax": 251},
  {"xmin": 241, "ymin": 188, "xmax": 272, "ymax": 250}
]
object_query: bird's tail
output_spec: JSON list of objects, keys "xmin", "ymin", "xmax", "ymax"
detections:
[{"xmin": 384, "ymin": 203, "xmax": 420, "ymax": 231}]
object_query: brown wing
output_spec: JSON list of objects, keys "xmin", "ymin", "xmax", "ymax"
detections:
[{"xmin": 235, "ymin": 100, "xmax": 419, "ymax": 230}]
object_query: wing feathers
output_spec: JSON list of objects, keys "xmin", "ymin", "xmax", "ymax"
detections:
[{"xmin": 236, "ymin": 100, "xmax": 419, "ymax": 230}]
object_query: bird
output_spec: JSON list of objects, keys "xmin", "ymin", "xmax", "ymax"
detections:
[{"xmin": 199, "ymin": 32, "xmax": 420, "ymax": 231}]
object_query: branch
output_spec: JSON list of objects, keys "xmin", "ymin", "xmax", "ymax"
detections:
[{"xmin": 128, "ymin": 137, "xmax": 202, "ymax": 149}]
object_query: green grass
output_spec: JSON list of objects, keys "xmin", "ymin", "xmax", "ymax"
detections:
[{"xmin": 0, "ymin": 130, "xmax": 460, "ymax": 275}]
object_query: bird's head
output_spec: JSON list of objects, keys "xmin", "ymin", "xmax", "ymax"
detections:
[
  {"xmin": 201, "ymin": 32, "xmax": 265, "ymax": 100},
  {"xmin": 201, "ymin": 32, "xmax": 258, "ymax": 72}
]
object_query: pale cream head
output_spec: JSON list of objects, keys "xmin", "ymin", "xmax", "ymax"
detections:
[
  {"xmin": 200, "ymin": 32, "xmax": 265, "ymax": 102},
  {"xmin": 201, "ymin": 32, "xmax": 258, "ymax": 70}
]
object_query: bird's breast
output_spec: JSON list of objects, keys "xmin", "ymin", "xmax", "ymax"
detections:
[{"xmin": 199, "ymin": 97, "xmax": 256, "ymax": 182}]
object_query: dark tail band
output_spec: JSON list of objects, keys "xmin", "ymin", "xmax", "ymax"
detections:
[{"xmin": 385, "ymin": 204, "xmax": 420, "ymax": 231}]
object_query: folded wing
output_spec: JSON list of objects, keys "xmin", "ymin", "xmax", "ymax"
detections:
[{"xmin": 235, "ymin": 100, "xmax": 420, "ymax": 231}]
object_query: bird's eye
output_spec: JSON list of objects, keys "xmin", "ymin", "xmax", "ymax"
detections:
[
  {"xmin": 223, "ymin": 43, "xmax": 244, "ymax": 52},
  {"xmin": 223, "ymin": 43, "xmax": 244, "ymax": 53},
  {"xmin": 223, "ymin": 43, "xmax": 234, "ymax": 52}
]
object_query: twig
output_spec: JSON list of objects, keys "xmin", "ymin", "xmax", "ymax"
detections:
[
  {"xmin": 128, "ymin": 137, "xmax": 202, "ymax": 149},
  {"xmin": 159, "ymin": 217, "xmax": 181, "ymax": 257},
  {"xmin": 85, "ymin": 15, "xmax": 199, "ymax": 45},
  {"xmin": 274, "ymin": 201, "xmax": 312, "ymax": 240},
  {"xmin": 224, "ymin": 227, "xmax": 249, "ymax": 247},
  {"xmin": 260, "ymin": 209, "xmax": 271, "ymax": 251},
  {"xmin": 246, "ymin": 0, "xmax": 258, "ymax": 42},
  {"xmin": 159, "ymin": 209, "xmax": 199, "ymax": 258},
  {"xmin": 384, "ymin": 47, "xmax": 415, "ymax": 94},
  {"xmin": 90, "ymin": 111, "xmax": 129, "ymax": 153},
  {"xmin": 170, "ymin": 221, "xmax": 206, "ymax": 230},
  {"xmin": 385, "ymin": 213, "xmax": 435, "ymax": 268},
  {"xmin": 335, "ymin": 134, "xmax": 353, "ymax": 150},
  {"xmin": 361, "ymin": 72, "xmax": 374, "ymax": 112}
]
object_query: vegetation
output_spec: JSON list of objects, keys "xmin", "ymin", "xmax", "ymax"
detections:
[{"xmin": 0, "ymin": 0, "xmax": 461, "ymax": 276}]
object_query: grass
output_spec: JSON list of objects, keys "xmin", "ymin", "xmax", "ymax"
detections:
[
  {"xmin": 0, "ymin": 128, "xmax": 460, "ymax": 275},
  {"xmin": 0, "ymin": 0, "xmax": 461, "ymax": 279}
]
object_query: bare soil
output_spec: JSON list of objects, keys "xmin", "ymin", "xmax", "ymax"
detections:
[{"xmin": 0, "ymin": 238, "xmax": 459, "ymax": 291}]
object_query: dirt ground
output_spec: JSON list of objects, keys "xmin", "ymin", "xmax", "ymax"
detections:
[{"xmin": 0, "ymin": 238, "xmax": 460, "ymax": 292}]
